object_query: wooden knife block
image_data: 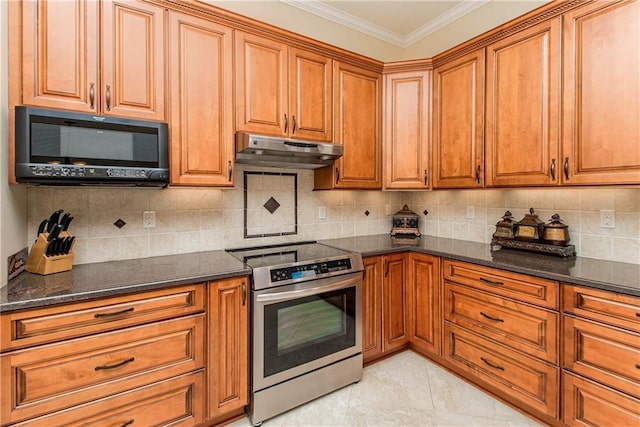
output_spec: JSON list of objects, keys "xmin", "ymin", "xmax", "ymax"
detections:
[{"xmin": 26, "ymin": 232, "xmax": 74, "ymax": 275}]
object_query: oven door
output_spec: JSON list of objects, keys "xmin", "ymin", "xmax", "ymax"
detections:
[{"xmin": 252, "ymin": 272, "xmax": 362, "ymax": 391}]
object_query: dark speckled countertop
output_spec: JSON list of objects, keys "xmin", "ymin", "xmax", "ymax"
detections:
[
  {"xmin": 321, "ymin": 235, "xmax": 640, "ymax": 297},
  {"xmin": 2, "ymin": 235, "xmax": 638, "ymax": 313},
  {"xmin": 1, "ymin": 250, "xmax": 251, "ymax": 313}
]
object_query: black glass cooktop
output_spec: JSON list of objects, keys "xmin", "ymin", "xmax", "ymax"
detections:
[{"xmin": 226, "ymin": 241, "xmax": 352, "ymax": 269}]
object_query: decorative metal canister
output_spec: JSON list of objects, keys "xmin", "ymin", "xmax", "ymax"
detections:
[
  {"xmin": 493, "ymin": 211, "xmax": 515, "ymax": 240},
  {"xmin": 390, "ymin": 205, "xmax": 421, "ymax": 237},
  {"xmin": 514, "ymin": 208, "xmax": 544, "ymax": 242},
  {"xmin": 542, "ymin": 213, "xmax": 570, "ymax": 246}
]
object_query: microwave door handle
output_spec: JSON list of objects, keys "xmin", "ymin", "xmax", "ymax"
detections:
[{"xmin": 255, "ymin": 277, "xmax": 360, "ymax": 303}]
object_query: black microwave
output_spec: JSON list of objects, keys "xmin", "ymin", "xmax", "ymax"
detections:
[{"xmin": 14, "ymin": 106, "xmax": 169, "ymax": 186}]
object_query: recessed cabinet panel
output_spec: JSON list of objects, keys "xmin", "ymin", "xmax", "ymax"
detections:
[
  {"xmin": 362, "ymin": 256, "xmax": 383, "ymax": 362},
  {"xmin": 384, "ymin": 71, "xmax": 431, "ymax": 189},
  {"xmin": 169, "ymin": 11, "xmax": 234, "ymax": 186},
  {"xmin": 432, "ymin": 50, "xmax": 485, "ymax": 188},
  {"xmin": 485, "ymin": 18, "xmax": 561, "ymax": 187},
  {"xmin": 562, "ymin": 0, "xmax": 640, "ymax": 184}
]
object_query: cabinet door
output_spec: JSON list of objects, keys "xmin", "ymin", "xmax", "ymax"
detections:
[
  {"xmin": 289, "ymin": 48, "xmax": 333, "ymax": 141},
  {"xmin": 20, "ymin": 0, "xmax": 99, "ymax": 112},
  {"xmin": 485, "ymin": 18, "xmax": 561, "ymax": 187},
  {"xmin": 101, "ymin": 0, "xmax": 165, "ymax": 120},
  {"xmin": 382, "ymin": 253, "xmax": 408, "ymax": 352},
  {"xmin": 407, "ymin": 253, "xmax": 440, "ymax": 356},
  {"xmin": 562, "ymin": 0, "xmax": 640, "ymax": 185},
  {"xmin": 235, "ymin": 32, "xmax": 288, "ymax": 137},
  {"xmin": 168, "ymin": 11, "xmax": 234, "ymax": 186},
  {"xmin": 207, "ymin": 277, "xmax": 249, "ymax": 421},
  {"xmin": 432, "ymin": 50, "xmax": 485, "ymax": 188},
  {"xmin": 320, "ymin": 61, "xmax": 381, "ymax": 189},
  {"xmin": 362, "ymin": 256, "xmax": 383, "ymax": 363},
  {"xmin": 383, "ymin": 70, "xmax": 431, "ymax": 189}
]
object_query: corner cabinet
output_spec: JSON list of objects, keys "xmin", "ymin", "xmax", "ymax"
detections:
[
  {"xmin": 17, "ymin": 0, "xmax": 165, "ymax": 120},
  {"xmin": 561, "ymin": 0, "xmax": 640, "ymax": 185},
  {"xmin": 406, "ymin": 253, "xmax": 440, "ymax": 356},
  {"xmin": 485, "ymin": 18, "xmax": 561, "ymax": 187},
  {"xmin": 315, "ymin": 62, "xmax": 382, "ymax": 189},
  {"xmin": 235, "ymin": 32, "xmax": 333, "ymax": 142},
  {"xmin": 207, "ymin": 277, "xmax": 249, "ymax": 423},
  {"xmin": 168, "ymin": 11, "xmax": 234, "ymax": 186},
  {"xmin": 383, "ymin": 69, "xmax": 431, "ymax": 189},
  {"xmin": 432, "ymin": 49, "xmax": 485, "ymax": 189}
]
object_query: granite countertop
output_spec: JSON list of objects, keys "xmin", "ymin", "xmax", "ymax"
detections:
[
  {"xmin": 321, "ymin": 235, "xmax": 640, "ymax": 297},
  {"xmin": 0, "ymin": 251, "xmax": 251, "ymax": 313},
  {"xmin": 2, "ymin": 235, "xmax": 639, "ymax": 313}
]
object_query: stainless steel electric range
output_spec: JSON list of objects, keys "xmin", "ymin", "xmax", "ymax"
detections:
[{"xmin": 227, "ymin": 241, "xmax": 364, "ymax": 426}]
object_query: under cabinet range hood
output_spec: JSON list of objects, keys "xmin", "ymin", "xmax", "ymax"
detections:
[{"xmin": 235, "ymin": 132, "xmax": 343, "ymax": 169}]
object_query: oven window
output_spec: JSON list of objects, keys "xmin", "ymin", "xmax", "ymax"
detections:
[{"xmin": 263, "ymin": 287, "xmax": 356, "ymax": 377}]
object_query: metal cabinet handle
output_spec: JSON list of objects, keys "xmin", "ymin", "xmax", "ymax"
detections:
[
  {"xmin": 292, "ymin": 115, "xmax": 297, "ymax": 134},
  {"xmin": 242, "ymin": 281, "xmax": 247, "ymax": 306},
  {"xmin": 89, "ymin": 83, "xmax": 95, "ymax": 109},
  {"xmin": 95, "ymin": 357, "xmax": 135, "ymax": 371},
  {"xmin": 121, "ymin": 420, "xmax": 134, "ymax": 427},
  {"xmin": 636, "ymin": 364, "xmax": 640, "ymax": 369},
  {"xmin": 475, "ymin": 165, "xmax": 481, "ymax": 184},
  {"xmin": 284, "ymin": 113, "xmax": 288, "ymax": 133},
  {"xmin": 481, "ymin": 357, "xmax": 505, "ymax": 371},
  {"xmin": 636, "ymin": 312, "xmax": 640, "ymax": 317},
  {"xmin": 479, "ymin": 277, "xmax": 503, "ymax": 286},
  {"xmin": 480, "ymin": 311, "xmax": 504, "ymax": 322},
  {"xmin": 228, "ymin": 160, "xmax": 233, "ymax": 181},
  {"xmin": 550, "ymin": 158, "xmax": 556, "ymax": 180},
  {"xmin": 105, "ymin": 85, "xmax": 111, "ymax": 111},
  {"xmin": 424, "ymin": 169, "xmax": 428, "ymax": 185},
  {"xmin": 335, "ymin": 167, "xmax": 340, "ymax": 184},
  {"xmin": 564, "ymin": 157, "xmax": 570, "ymax": 180},
  {"xmin": 94, "ymin": 307, "xmax": 134, "ymax": 318},
  {"xmin": 384, "ymin": 260, "xmax": 389, "ymax": 277}
]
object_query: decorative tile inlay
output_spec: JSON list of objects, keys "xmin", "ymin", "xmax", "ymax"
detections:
[
  {"xmin": 113, "ymin": 219, "xmax": 126, "ymax": 229},
  {"xmin": 263, "ymin": 197, "xmax": 281, "ymax": 214},
  {"xmin": 244, "ymin": 171, "xmax": 298, "ymax": 238}
]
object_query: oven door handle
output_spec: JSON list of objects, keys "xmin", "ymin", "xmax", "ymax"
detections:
[{"xmin": 255, "ymin": 277, "xmax": 359, "ymax": 303}]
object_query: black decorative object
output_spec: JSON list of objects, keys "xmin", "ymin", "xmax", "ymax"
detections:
[
  {"xmin": 263, "ymin": 197, "xmax": 281, "ymax": 214},
  {"xmin": 391, "ymin": 205, "xmax": 420, "ymax": 238},
  {"xmin": 114, "ymin": 219, "xmax": 126, "ymax": 229}
]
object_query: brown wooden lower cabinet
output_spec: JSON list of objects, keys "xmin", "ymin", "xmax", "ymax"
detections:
[
  {"xmin": 11, "ymin": 371, "xmax": 205, "ymax": 427},
  {"xmin": 407, "ymin": 252, "xmax": 440, "ymax": 356},
  {"xmin": 562, "ymin": 372, "xmax": 640, "ymax": 426}
]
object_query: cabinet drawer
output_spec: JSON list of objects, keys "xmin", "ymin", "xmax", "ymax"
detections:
[
  {"xmin": 443, "ymin": 323, "xmax": 559, "ymax": 418},
  {"xmin": 563, "ymin": 315, "xmax": 640, "ymax": 398},
  {"xmin": 1, "ymin": 314, "xmax": 204, "ymax": 425},
  {"xmin": 563, "ymin": 284, "xmax": 640, "ymax": 332},
  {"xmin": 1, "ymin": 284, "xmax": 205, "ymax": 351},
  {"xmin": 12, "ymin": 371, "xmax": 205, "ymax": 427},
  {"xmin": 562, "ymin": 372, "xmax": 640, "ymax": 426},
  {"xmin": 444, "ymin": 282, "xmax": 558, "ymax": 363},
  {"xmin": 443, "ymin": 260, "xmax": 558, "ymax": 309}
]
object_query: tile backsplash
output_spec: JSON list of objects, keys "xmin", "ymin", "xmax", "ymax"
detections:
[{"xmin": 26, "ymin": 166, "xmax": 640, "ymax": 265}]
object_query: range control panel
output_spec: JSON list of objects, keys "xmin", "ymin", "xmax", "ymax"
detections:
[{"xmin": 270, "ymin": 258, "xmax": 352, "ymax": 283}]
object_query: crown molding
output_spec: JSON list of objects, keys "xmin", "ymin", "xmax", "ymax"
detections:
[{"xmin": 281, "ymin": 0, "xmax": 490, "ymax": 48}]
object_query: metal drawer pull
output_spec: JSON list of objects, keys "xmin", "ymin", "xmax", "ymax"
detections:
[
  {"xmin": 636, "ymin": 312, "xmax": 640, "ymax": 317},
  {"xmin": 480, "ymin": 312, "xmax": 504, "ymax": 322},
  {"xmin": 636, "ymin": 364, "xmax": 640, "ymax": 369},
  {"xmin": 121, "ymin": 420, "xmax": 134, "ymax": 427},
  {"xmin": 479, "ymin": 277, "xmax": 504, "ymax": 286},
  {"xmin": 95, "ymin": 357, "xmax": 135, "ymax": 371},
  {"xmin": 481, "ymin": 357, "xmax": 505, "ymax": 371},
  {"xmin": 94, "ymin": 307, "xmax": 134, "ymax": 318}
]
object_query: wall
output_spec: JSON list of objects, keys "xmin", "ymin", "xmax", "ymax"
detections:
[
  {"xmin": 26, "ymin": 167, "xmax": 640, "ymax": 266},
  {"xmin": 0, "ymin": 0, "xmax": 28, "ymax": 286}
]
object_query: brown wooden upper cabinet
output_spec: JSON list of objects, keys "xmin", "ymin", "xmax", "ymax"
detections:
[
  {"xmin": 432, "ymin": 50, "xmax": 485, "ymax": 189},
  {"xmin": 168, "ymin": 11, "xmax": 234, "ymax": 186},
  {"xmin": 383, "ymin": 70, "xmax": 431, "ymax": 189},
  {"xmin": 315, "ymin": 62, "xmax": 382, "ymax": 189},
  {"xmin": 485, "ymin": 18, "xmax": 561, "ymax": 187},
  {"xmin": 235, "ymin": 32, "xmax": 333, "ymax": 142},
  {"xmin": 562, "ymin": 0, "xmax": 640, "ymax": 185},
  {"xmin": 19, "ymin": 0, "xmax": 165, "ymax": 120}
]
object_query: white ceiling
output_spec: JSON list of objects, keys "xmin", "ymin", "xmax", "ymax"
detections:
[{"xmin": 281, "ymin": 0, "xmax": 490, "ymax": 48}]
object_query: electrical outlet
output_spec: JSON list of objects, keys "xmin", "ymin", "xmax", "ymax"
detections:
[
  {"xmin": 466, "ymin": 206, "xmax": 475, "ymax": 219},
  {"xmin": 600, "ymin": 210, "xmax": 615, "ymax": 228},
  {"xmin": 143, "ymin": 211, "xmax": 156, "ymax": 228},
  {"xmin": 318, "ymin": 206, "xmax": 326, "ymax": 219}
]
